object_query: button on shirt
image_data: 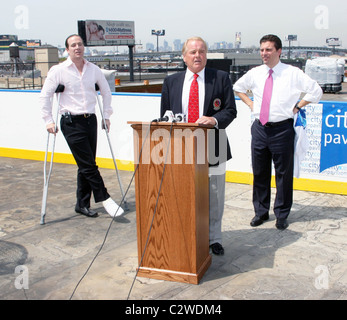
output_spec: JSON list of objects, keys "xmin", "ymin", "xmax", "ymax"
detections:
[
  {"xmin": 40, "ymin": 57, "xmax": 112, "ymax": 125},
  {"xmin": 233, "ymin": 61, "xmax": 323, "ymax": 123}
]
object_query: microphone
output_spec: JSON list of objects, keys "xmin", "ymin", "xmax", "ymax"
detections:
[
  {"xmin": 152, "ymin": 110, "xmax": 174, "ymax": 122},
  {"xmin": 152, "ymin": 116, "xmax": 169, "ymax": 122},
  {"xmin": 174, "ymin": 113, "xmax": 186, "ymax": 123}
]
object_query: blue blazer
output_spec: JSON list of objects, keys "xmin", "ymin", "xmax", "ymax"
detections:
[{"xmin": 160, "ymin": 68, "xmax": 237, "ymax": 165}]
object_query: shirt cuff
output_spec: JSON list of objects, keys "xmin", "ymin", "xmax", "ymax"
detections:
[{"xmin": 213, "ymin": 117, "xmax": 219, "ymax": 129}]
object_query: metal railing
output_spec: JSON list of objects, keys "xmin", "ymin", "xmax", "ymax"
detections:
[
  {"xmin": 0, "ymin": 61, "xmax": 43, "ymax": 90},
  {"xmin": 0, "ymin": 60, "xmax": 179, "ymax": 89}
]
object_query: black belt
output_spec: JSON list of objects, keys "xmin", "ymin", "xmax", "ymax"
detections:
[
  {"xmin": 256, "ymin": 118, "xmax": 293, "ymax": 127},
  {"xmin": 64, "ymin": 112, "xmax": 94, "ymax": 119}
]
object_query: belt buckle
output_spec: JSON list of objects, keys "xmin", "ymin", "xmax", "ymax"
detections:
[{"xmin": 84, "ymin": 114, "xmax": 90, "ymax": 118}]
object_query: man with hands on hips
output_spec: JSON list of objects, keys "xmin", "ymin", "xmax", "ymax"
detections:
[{"xmin": 234, "ymin": 34, "xmax": 322, "ymax": 230}]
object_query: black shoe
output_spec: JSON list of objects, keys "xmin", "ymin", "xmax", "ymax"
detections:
[
  {"xmin": 210, "ymin": 243, "xmax": 224, "ymax": 255},
  {"xmin": 275, "ymin": 219, "xmax": 289, "ymax": 230},
  {"xmin": 250, "ymin": 213, "xmax": 269, "ymax": 227},
  {"xmin": 75, "ymin": 206, "xmax": 98, "ymax": 218}
]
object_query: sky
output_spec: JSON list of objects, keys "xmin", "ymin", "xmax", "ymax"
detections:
[{"xmin": 2, "ymin": 0, "xmax": 347, "ymax": 51}]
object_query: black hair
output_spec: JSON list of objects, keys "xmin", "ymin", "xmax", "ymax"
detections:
[
  {"xmin": 260, "ymin": 34, "xmax": 282, "ymax": 50},
  {"xmin": 65, "ymin": 34, "xmax": 82, "ymax": 49}
]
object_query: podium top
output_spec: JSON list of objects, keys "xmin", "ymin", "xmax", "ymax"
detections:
[{"xmin": 127, "ymin": 121, "xmax": 214, "ymax": 129}]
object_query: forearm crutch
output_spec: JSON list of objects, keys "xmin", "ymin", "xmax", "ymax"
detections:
[
  {"xmin": 40, "ymin": 84, "xmax": 65, "ymax": 225},
  {"xmin": 95, "ymin": 84, "xmax": 128, "ymax": 210}
]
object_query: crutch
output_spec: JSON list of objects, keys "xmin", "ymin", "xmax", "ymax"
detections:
[
  {"xmin": 95, "ymin": 83, "xmax": 128, "ymax": 210},
  {"xmin": 40, "ymin": 84, "xmax": 65, "ymax": 225}
]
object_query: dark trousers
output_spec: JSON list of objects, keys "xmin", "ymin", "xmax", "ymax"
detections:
[
  {"xmin": 251, "ymin": 119, "xmax": 295, "ymax": 220},
  {"xmin": 60, "ymin": 114, "xmax": 110, "ymax": 208}
]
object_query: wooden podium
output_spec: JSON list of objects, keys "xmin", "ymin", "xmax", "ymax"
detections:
[{"xmin": 128, "ymin": 121, "xmax": 213, "ymax": 284}]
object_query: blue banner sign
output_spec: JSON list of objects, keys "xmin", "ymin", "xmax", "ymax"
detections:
[{"xmin": 320, "ymin": 102, "xmax": 347, "ymax": 172}]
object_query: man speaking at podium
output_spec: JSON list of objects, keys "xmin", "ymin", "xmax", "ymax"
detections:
[{"xmin": 160, "ymin": 37, "xmax": 237, "ymax": 255}]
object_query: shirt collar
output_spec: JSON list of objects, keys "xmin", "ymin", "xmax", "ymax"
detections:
[
  {"xmin": 266, "ymin": 61, "xmax": 282, "ymax": 74},
  {"xmin": 65, "ymin": 56, "xmax": 88, "ymax": 67},
  {"xmin": 186, "ymin": 67, "xmax": 205, "ymax": 81}
]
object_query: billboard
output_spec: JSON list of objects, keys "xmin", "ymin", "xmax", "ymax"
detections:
[
  {"xmin": 151, "ymin": 30, "xmax": 165, "ymax": 36},
  {"xmin": 326, "ymin": 38, "xmax": 341, "ymax": 47},
  {"xmin": 285, "ymin": 35, "xmax": 297, "ymax": 41},
  {"xmin": 78, "ymin": 20, "xmax": 135, "ymax": 46},
  {"xmin": 26, "ymin": 40, "xmax": 41, "ymax": 47},
  {"xmin": 0, "ymin": 35, "xmax": 18, "ymax": 42}
]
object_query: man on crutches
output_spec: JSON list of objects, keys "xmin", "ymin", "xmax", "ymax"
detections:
[{"xmin": 39, "ymin": 34, "xmax": 124, "ymax": 222}]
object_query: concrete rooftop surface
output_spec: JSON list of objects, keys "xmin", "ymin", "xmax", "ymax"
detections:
[{"xmin": 0, "ymin": 157, "xmax": 346, "ymax": 302}]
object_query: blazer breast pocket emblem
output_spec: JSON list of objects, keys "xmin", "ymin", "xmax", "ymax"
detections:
[{"xmin": 213, "ymin": 98, "xmax": 222, "ymax": 111}]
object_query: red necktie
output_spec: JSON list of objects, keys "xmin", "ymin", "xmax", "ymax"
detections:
[
  {"xmin": 259, "ymin": 69, "xmax": 273, "ymax": 125},
  {"xmin": 188, "ymin": 74, "xmax": 199, "ymax": 123}
]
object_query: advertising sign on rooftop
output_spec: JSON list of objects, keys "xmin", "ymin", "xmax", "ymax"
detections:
[
  {"xmin": 78, "ymin": 20, "xmax": 135, "ymax": 47},
  {"xmin": 326, "ymin": 37, "xmax": 341, "ymax": 47}
]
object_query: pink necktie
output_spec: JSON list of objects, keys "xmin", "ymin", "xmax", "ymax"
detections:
[
  {"xmin": 259, "ymin": 69, "xmax": 273, "ymax": 125},
  {"xmin": 188, "ymin": 74, "xmax": 199, "ymax": 123}
]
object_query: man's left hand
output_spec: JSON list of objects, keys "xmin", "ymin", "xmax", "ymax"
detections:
[
  {"xmin": 102, "ymin": 119, "xmax": 111, "ymax": 132},
  {"xmin": 195, "ymin": 116, "xmax": 216, "ymax": 126}
]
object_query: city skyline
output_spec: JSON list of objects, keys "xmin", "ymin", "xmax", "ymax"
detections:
[{"xmin": 2, "ymin": 0, "xmax": 347, "ymax": 50}]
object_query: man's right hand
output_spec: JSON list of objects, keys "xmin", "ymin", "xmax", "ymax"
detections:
[
  {"xmin": 235, "ymin": 92, "xmax": 253, "ymax": 111},
  {"xmin": 46, "ymin": 123, "xmax": 58, "ymax": 135}
]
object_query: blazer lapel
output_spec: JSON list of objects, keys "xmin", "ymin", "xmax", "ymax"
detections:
[
  {"xmin": 175, "ymin": 71, "xmax": 185, "ymax": 113},
  {"xmin": 203, "ymin": 68, "xmax": 215, "ymax": 115}
]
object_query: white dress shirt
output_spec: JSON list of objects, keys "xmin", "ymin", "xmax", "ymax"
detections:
[
  {"xmin": 233, "ymin": 61, "xmax": 323, "ymax": 122},
  {"xmin": 40, "ymin": 57, "xmax": 112, "ymax": 125}
]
